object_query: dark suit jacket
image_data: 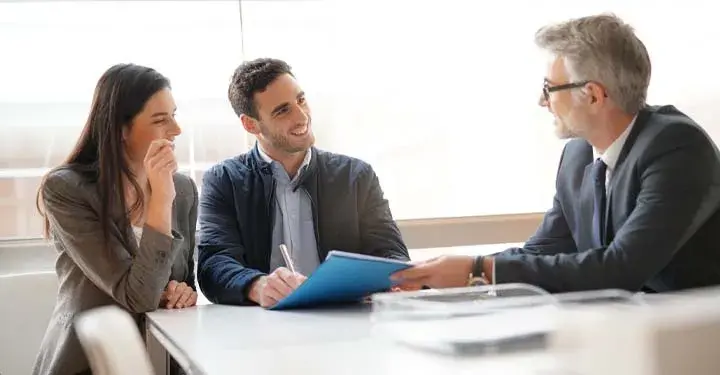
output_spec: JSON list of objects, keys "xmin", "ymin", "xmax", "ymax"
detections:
[{"xmin": 494, "ymin": 105, "xmax": 720, "ymax": 293}]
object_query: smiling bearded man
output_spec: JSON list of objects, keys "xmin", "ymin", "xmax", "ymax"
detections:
[{"xmin": 196, "ymin": 58, "xmax": 410, "ymax": 308}]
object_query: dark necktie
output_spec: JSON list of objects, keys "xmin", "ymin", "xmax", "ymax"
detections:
[{"xmin": 591, "ymin": 158, "xmax": 608, "ymax": 248}]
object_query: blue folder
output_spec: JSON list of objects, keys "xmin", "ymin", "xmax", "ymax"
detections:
[{"xmin": 270, "ymin": 250, "xmax": 412, "ymax": 310}]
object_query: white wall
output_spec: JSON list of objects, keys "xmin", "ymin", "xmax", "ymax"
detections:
[
  {"xmin": 0, "ymin": 214, "xmax": 540, "ymax": 276},
  {"xmin": 0, "ymin": 272, "xmax": 58, "ymax": 375}
]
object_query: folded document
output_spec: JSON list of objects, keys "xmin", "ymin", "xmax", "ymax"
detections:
[{"xmin": 270, "ymin": 251, "xmax": 412, "ymax": 310}]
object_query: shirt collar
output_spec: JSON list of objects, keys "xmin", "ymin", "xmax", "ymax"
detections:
[
  {"xmin": 257, "ymin": 144, "xmax": 274, "ymax": 164},
  {"xmin": 257, "ymin": 143, "xmax": 312, "ymax": 174},
  {"xmin": 593, "ymin": 114, "xmax": 637, "ymax": 170}
]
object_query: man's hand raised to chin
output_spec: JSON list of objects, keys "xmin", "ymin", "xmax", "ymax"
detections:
[{"xmin": 248, "ymin": 267, "xmax": 307, "ymax": 308}]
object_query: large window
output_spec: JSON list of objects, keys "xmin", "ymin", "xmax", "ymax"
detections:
[
  {"xmin": 2, "ymin": 0, "xmax": 719, "ymax": 239},
  {"xmin": 240, "ymin": 0, "xmax": 720, "ymax": 220},
  {"xmin": 0, "ymin": 1, "xmax": 245, "ymax": 238}
]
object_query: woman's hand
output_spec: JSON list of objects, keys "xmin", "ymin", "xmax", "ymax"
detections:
[
  {"xmin": 161, "ymin": 280, "xmax": 198, "ymax": 309},
  {"xmin": 143, "ymin": 139, "xmax": 176, "ymax": 235},
  {"xmin": 144, "ymin": 139, "xmax": 177, "ymax": 204}
]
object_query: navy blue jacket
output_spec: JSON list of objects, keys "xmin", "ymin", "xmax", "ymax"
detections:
[{"xmin": 197, "ymin": 146, "xmax": 409, "ymax": 304}]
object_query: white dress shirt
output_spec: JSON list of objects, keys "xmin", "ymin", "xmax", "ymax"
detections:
[{"xmin": 593, "ymin": 115, "xmax": 637, "ymax": 191}]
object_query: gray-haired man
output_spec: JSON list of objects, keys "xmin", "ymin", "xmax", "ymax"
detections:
[{"xmin": 393, "ymin": 13, "xmax": 720, "ymax": 294}]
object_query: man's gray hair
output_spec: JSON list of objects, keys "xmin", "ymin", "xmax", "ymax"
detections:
[{"xmin": 535, "ymin": 13, "xmax": 651, "ymax": 114}]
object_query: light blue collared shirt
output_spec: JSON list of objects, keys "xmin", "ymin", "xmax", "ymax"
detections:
[{"xmin": 258, "ymin": 146, "xmax": 320, "ymax": 275}]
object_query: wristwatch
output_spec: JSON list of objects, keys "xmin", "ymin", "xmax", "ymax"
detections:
[{"xmin": 467, "ymin": 255, "xmax": 488, "ymax": 286}]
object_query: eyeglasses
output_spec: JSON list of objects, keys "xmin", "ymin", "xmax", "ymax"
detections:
[{"xmin": 542, "ymin": 80, "xmax": 590, "ymax": 101}]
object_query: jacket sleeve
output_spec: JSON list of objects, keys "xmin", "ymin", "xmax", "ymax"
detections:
[
  {"xmin": 184, "ymin": 179, "xmax": 199, "ymax": 291},
  {"xmin": 494, "ymin": 125, "xmax": 720, "ymax": 292},
  {"xmin": 42, "ymin": 172, "xmax": 184, "ymax": 313},
  {"xmin": 197, "ymin": 166, "xmax": 264, "ymax": 305},
  {"xmin": 357, "ymin": 164, "xmax": 410, "ymax": 261}
]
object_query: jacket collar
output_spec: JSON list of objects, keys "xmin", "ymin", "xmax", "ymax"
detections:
[
  {"xmin": 611, "ymin": 105, "xmax": 654, "ymax": 170},
  {"xmin": 250, "ymin": 143, "xmax": 318, "ymax": 183}
]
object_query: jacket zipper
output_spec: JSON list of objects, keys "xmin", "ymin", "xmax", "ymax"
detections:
[
  {"xmin": 301, "ymin": 187, "xmax": 322, "ymax": 259},
  {"xmin": 266, "ymin": 179, "xmax": 276, "ymax": 268}
]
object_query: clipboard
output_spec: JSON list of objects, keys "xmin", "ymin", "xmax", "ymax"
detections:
[{"xmin": 270, "ymin": 250, "xmax": 412, "ymax": 310}]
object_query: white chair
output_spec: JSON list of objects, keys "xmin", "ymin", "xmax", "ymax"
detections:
[
  {"xmin": 75, "ymin": 305, "xmax": 155, "ymax": 375},
  {"xmin": 0, "ymin": 272, "xmax": 58, "ymax": 375}
]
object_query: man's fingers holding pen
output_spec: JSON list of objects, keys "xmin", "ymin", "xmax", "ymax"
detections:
[
  {"xmin": 292, "ymin": 273, "xmax": 307, "ymax": 288},
  {"xmin": 267, "ymin": 270, "xmax": 295, "ymax": 296},
  {"xmin": 275, "ymin": 267, "xmax": 305, "ymax": 288},
  {"xmin": 260, "ymin": 284, "xmax": 284, "ymax": 308},
  {"xmin": 249, "ymin": 268, "xmax": 308, "ymax": 308}
]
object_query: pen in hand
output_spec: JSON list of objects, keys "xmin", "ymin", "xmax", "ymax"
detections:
[{"xmin": 279, "ymin": 244, "xmax": 297, "ymax": 274}]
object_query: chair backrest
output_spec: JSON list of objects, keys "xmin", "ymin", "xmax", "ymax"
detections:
[
  {"xmin": 75, "ymin": 305, "xmax": 155, "ymax": 375},
  {"xmin": 0, "ymin": 272, "xmax": 58, "ymax": 375}
]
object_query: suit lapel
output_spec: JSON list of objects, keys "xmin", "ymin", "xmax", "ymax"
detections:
[
  {"xmin": 603, "ymin": 107, "xmax": 652, "ymax": 242},
  {"xmin": 605, "ymin": 108, "xmax": 649, "ymax": 196},
  {"xmin": 579, "ymin": 162, "xmax": 595, "ymax": 248},
  {"xmin": 604, "ymin": 185, "xmax": 614, "ymax": 245}
]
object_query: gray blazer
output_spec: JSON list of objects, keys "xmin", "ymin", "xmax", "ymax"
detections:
[{"xmin": 32, "ymin": 168, "xmax": 198, "ymax": 375}]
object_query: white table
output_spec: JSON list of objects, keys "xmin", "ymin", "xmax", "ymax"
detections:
[
  {"xmin": 146, "ymin": 304, "xmax": 555, "ymax": 375},
  {"xmin": 147, "ymin": 243, "xmax": 539, "ymax": 374}
]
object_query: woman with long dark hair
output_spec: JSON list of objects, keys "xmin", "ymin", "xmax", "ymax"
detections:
[{"xmin": 32, "ymin": 63, "xmax": 198, "ymax": 375}]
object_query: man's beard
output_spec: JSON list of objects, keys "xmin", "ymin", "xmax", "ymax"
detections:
[
  {"xmin": 554, "ymin": 117, "xmax": 577, "ymax": 139},
  {"xmin": 553, "ymin": 110, "xmax": 585, "ymax": 139},
  {"xmin": 259, "ymin": 120, "xmax": 314, "ymax": 154}
]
